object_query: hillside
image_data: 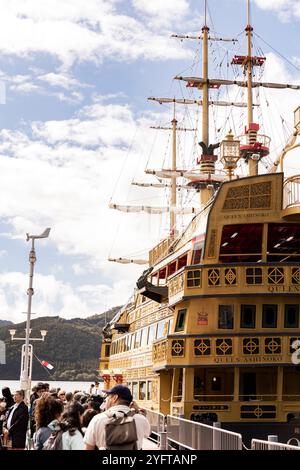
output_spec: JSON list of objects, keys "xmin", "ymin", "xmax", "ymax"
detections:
[
  {"xmin": 0, "ymin": 306, "xmax": 120, "ymax": 381},
  {"xmin": 0, "ymin": 320, "xmax": 13, "ymax": 327}
]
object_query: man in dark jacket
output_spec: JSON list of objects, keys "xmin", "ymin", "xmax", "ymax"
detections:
[{"xmin": 4, "ymin": 390, "xmax": 29, "ymax": 449}]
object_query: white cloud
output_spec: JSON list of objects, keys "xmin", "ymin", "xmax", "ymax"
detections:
[
  {"xmin": 37, "ymin": 72, "xmax": 90, "ymax": 91},
  {"xmin": 0, "ymin": 69, "xmax": 87, "ymax": 102},
  {"xmin": 0, "ymin": 100, "xmax": 167, "ymax": 316},
  {"xmin": 254, "ymin": 0, "xmax": 300, "ymax": 21},
  {"xmin": 132, "ymin": 0, "xmax": 190, "ymax": 28},
  {"xmin": 0, "ymin": 271, "xmax": 132, "ymax": 321},
  {"xmin": 0, "ymin": 0, "xmax": 193, "ymax": 69}
]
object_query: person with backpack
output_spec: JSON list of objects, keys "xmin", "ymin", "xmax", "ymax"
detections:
[
  {"xmin": 43, "ymin": 401, "xmax": 85, "ymax": 450},
  {"xmin": 84, "ymin": 385, "xmax": 150, "ymax": 450},
  {"xmin": 33, "ymin": 396, "xmax": 64, "ymax": 450}
]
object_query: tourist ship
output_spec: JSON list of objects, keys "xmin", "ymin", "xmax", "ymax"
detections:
[{"xmin": 99, "ymin": 0, "xmax": 300, "ymax": 443}]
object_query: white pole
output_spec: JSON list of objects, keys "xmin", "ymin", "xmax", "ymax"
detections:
[{"xmin": 20, "ymin": 238, "xmax": 36, "ymax": 402}]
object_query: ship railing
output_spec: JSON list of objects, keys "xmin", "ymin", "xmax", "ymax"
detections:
[
  {"xmin": 144, "ymin": 409, "xmax": 166, "ymax": 445},
  {"xmin": 166, "ymin": 415, "xmax": 242, "ymax": 450},
  {"xmin": 283, "ymin": 175, "xmax": 300, "ymax": 209},
  {"xmin": 251, "ymin": 438, "xmax": 300, "ymax": 450}
]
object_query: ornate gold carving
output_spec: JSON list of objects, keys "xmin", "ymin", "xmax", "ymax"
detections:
[
  {"xmin": 223, "ymin": 181, "xmax": 272, "ymax": 211},
  {"xmin": 225, "ymin": 268, "xmax": 237, "ymax": 285},
  {"xmin": 208, "ymin": 268, "xmax": 220, "ymax": 286},
  {"xmin": 194, "ymin": 339, "xmax": 211, "ymax": 356},
  {"xmin": 250, "ymin": 181, "xmax": 271, "ymax": 196},
  {"xmin": 153, "ymin": 339, "xmax": 167, "ymax": 363},
  {"xmin": 268, "ymin": 267, "xmax": 284, "ymax": 285},
  {"xmin": 207, "ymin": 229, "xmax": 217, "ymax": 258},
  {"xmin": 169, "ymin": 273, "xmax": 184, "ymax": 296},
  {"xmin": 265, "ymin": 337, "xmax": 281, "ymax": 354},
  {"xmin": 216, "ymin": 338, "xmax": 232, "ymax": 355},
  {"xmin": 171, "ymin": 339, "xmax": 185, "ymax": 357},
  {"xmin": 250, "ymin": 195, "xmax": 271, "ymax": 209},
  {"xmin": 292, "ymin": 268, "xmax": 300, "ymax": 285},
  {"xmin": 243, "ymin": 338, "xmax": 259, "ymax": 355}
]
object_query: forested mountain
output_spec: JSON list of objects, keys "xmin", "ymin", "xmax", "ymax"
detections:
[{"xmin": 0, "ymin": 306, "xmax": 120, "ymax": 381}]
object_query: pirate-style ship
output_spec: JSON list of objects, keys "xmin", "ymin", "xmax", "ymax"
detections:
[{"xmin": 100, "ymin": 0, "xmax": 300, "ymax": 442}]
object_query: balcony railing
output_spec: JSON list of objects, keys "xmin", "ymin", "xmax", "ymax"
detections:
[
  {"xmin": 152, "ymin": 335, "xmax": 298, "ymax": 367},
  {"xmin": 168, "ymin": 263, "xmax": 300, "ymax": 303},
  {"xmin": 283, "ymin": 175, "xmax": 300, "ymax": 210},
  {"xmin": 149, "ymin": 237, "xmax": 174, "ymax": 266}
]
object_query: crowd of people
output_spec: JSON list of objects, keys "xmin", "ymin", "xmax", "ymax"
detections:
[{"xmin": 0, "ymin": 382, "xmax": 150, "ymax": 450}]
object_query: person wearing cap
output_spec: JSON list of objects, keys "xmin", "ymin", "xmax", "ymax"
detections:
[{"xmin": 84, "ymin": 385, "xmax": 150, "ymax": 450}]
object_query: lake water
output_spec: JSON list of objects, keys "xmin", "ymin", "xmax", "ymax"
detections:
[{"xmin": 0, "ymin": 379, "xmax": 103, "ymax": 394}]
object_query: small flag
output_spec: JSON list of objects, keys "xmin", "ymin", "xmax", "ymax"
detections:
[{"xmin": 41, "ymin": 360, "xmax": 54, "ymax": 370}]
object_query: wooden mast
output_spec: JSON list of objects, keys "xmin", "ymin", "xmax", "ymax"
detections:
[
  {"xmin": 246, "ymin": 0, "xmax": 256, "ymax": 176},
  {"xmin": 170, "ymin": 102, "xmax": 177, "ymax": 236},
  {"xmin": 202, "ymin": 0, "xmax": 209, "ymax": 148}
]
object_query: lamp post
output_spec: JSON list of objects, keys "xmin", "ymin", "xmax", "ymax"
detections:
[
  {"xmin": 9, "ymin": 328, "xmax": 47, "ymax": 402},
  {"xmin": 220, "ymin": 133, "xmax": 240, "ymax": 180},
  {"xmin": 14, "ymin": 227, "xmax": 50, "ymax": 401}
]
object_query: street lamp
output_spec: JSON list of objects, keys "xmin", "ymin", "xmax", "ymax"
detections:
[
  {"xmin": 220, "ymin": 133, "xmax": 240, "ymax": 180},
  {"xmin": 21, "ymin": 227, "xmax": 50, "ymax": 401},
  {"xmin": 10, "ymin": 328, "xmax": 47, "ymax": 402}
]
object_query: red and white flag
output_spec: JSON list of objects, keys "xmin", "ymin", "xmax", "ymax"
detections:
[{"xmin": 41, "ymin": 360, "xmax": 54, "ymax": 370}]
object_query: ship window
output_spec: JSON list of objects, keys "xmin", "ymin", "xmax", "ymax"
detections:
[
  {"xmin": 178, "ymin": 253, "xmax": 188, "ymax": 269},
  {"xmin": 219, "ymin": 224, "xmax": 263, "ymax": 262},
  {"xmin": 141, "ymin": 327, "xmax": 148, "ymax": 347},
  {"xmin": 148, "ymin": 323, "xmax": 157, "ymax": 344},
  {"xmin": 240, "ymin": 305, "xmax": 256, "ymax": 328},
  {"xmin": 132, "ymin": 382, "xmax": 138, "ymax": 400},
  {"xmin": 168, "ymin": 261, "xmax": 177, "ymax": 277},
  {"xmin": 175, "ymin": 309, "xmax": 186, "ymax": 332},
  {"xmin": 158, "ymin": 267, "xmax": 167, "ymax": 286},
  {"xmin": 187, "ymin": 270, "xmax": 201, "ymax": 288},
  {"xmin": 218, "ymin": 305, "xmax": 234, "ymax": 329},
  {"xmin": 135, "ymin": 330, "xmax": 142, "ymax": 348},
  {"xmin": 262, "ymin": 304, "xmax": 277, "ymax": 328},
  {"xmin": 104, "ymin": 344, "xmax": 110, "ymax": 357},
  {"xmin": 267, "ymin": 223, "xmax": 300, "ymax": 262},
  {"xmin": 211, "ymin": 376, "xmax": 222, "ymax": 392},
  {"xmin": 157, "ymin": 320, "xmax": 165, "ymax": 339},
  {"xmin": 284, "ymin": 305, "xmax": 299, "ymax": 328},
  {"xmin": 139, "ymin": 382, "xmax": 146, "ymax": 400},
  {"xmin": 147, "ymin": 381, "xmax": 152, "ymax": 400},
  {"xmin": 192, "ymin": 243, "xmax": 202, "ymax": 265},
  {"xmin": 246, "ymin": 267, "xmax": 262, "ymax": 284}
]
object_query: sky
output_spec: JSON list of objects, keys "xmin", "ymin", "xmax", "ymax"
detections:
[{"xmin": 0, "ymin": 0, "xmax": 299, "ymax": 323}]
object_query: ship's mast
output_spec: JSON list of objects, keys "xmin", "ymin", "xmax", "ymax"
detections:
[
  {"xmin": 170, "ymin": 103, "xmax": 177, "ymax": 236},
  {"xmin": 202, "ymin": 0, "xmax": 209, "ymax": 148},
  {"xmin": 246, "ymin": 0, "xmax": 256, "ymax": 176}
]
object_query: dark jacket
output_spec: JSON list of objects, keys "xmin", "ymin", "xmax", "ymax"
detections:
[{"xmin": 6, "ymin": 401, "xmax": 29, "ymax": 449}]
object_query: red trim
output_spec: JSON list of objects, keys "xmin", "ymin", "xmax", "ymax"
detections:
[{"xmin": 192, "ymin": 234, "xmax": 205, "ymax": 243}]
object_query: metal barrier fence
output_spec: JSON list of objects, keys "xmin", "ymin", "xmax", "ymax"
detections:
[
  {"xmin": 145, "ymin": 409, "xmax": 166, "ymax": 435},
  {"xmin": 166, "ymin": 415, "xmax": 242, "ymax": 450},
  {"xmin": 251, "ymin": 439, "xmax": 300, "ymax": 451}
]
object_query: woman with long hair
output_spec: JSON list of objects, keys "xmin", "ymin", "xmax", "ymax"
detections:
[
  {"xmin": 60, "ymin": 401, "xmax": 85, "ymax": 450},
  {"xmin": 34, "ymin": 396, "xmax": 64, "ymax": 450}
]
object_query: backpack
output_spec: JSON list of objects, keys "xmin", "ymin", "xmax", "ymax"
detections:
[
  {"xmin": 105, "ymin": 410, "xmax": 138, "ymax": 450},
  {"xmin": 42, "ymin": 430, "xmax": 63, "ymax": 450}
]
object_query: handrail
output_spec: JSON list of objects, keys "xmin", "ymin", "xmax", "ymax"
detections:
[{"xmin": 251, "ymin": 438, "xmax": 300, "ymax": 450}]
